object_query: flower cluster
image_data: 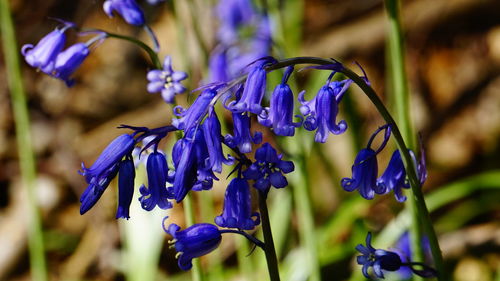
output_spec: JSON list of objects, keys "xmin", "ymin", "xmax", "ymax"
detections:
[
  {"xmin": 21, "ymin": 21, "xmax": 104, "ymax": 86},
  {"xmin": 24, "ymin": 0, "xmax": 437, "ymax": 277},
  {"xmin": 342, "ymin": 124, "xmax": 427, "ymax": 202}
]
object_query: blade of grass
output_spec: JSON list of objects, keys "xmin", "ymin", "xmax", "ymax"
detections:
[{"xmin": 0, "ymin": 2, "xmax": 48, "ymax": 281}]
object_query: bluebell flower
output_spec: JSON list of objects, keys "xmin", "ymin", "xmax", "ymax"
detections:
[
  {"xmin": 299, "ymin": 75, "xmax": 350, "ymax": 143},
  {"xmin": 258, "ymin": 66, "xmax": 301, "ymax": 136},
  {"xmin": 79, "ymin": 134, "xmax": 136, "ymax": 214},
  {"xmin": 376, "ymin": 147, "xmax": 428, "ymax": 202},
  {"xmin": 49, "ymin": 43, "xmax": 89, "ymax": 86},
  {"xmin": 171, "ymin": 129, "xmax": 216, "ymax": 202},
  {"xmin": 393, "ymin": 232, "xmax": 437, "ymax": 279},
  {"xmin": 166, "ymin": 223, "xmax": 222, "ymax": 271},
  {"xmin": 172, "ymin": 87, "xmax": 217, "ymax": 131},
  {"xmin": 376, "ymin": 150, "xmax": 409, "ymax": 202},
  {"xmin": 116, "ymin": 157, "xmax": 135, "ymax": 219},
  {"xmin": 103, "ymin": 0, "xmax": 146, "ymax": 26},
  {"xmin": 227, "ymin": 57, "xmax": 276, "ymax": 114},
  {"xmin": 341, "ymin": 125, "xmax": 391, "ymax": 200},
  {"xmin": 215, "ymin": 178, "xmax": 260, "ymax": 230},
  {"xmin": 21, "ymin": 22, "xmax": 74, "ymax": 72},
  {"xmin": 224, "ymin": 112, "xmax": 262, "ymax": 154},
  {"xmin": 139, "ymin": 151, "xmax": 173, "ymax": 211},
  {"xmin": 147, "ymin": 56, "xmax": 188, "ymax": 104},
  {"xmin": 202, "ymin": 110, "xmax": 234, "ymax": 173},
  {"xmin": 243, "ymin": 143, "xmax": 294, "ymax": 194},
  {"xmin": 356, "ymin": 232, "xmax": 403, "ymax": 279}
]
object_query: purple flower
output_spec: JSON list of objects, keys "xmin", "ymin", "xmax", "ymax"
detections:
[
  {"xmin": 224, "ymin": 112, "xmax": 262, "ymax": 154},
  {"xmin": 215, "ymin": 178, "xmax": 260, "ymax": 230},
  {"xmin": 116, "ymin": 158, "xmax": 135, "ymax": 219},
  {"xmin": 258, "ymin": 66, "xmax": 301, "ymax": 136},
  {"xmin": 243, "ymin": 143, "xmax": 294, "ymax": 195},
  {"xmin": 227, "ymin": 57, "xmax": 276, "ymax": 114},
  {"xmin": 166, "ymin": 223, "xmax": 222, "ymax": 271},
  {"xmin": 202, "ymin": 110, "xmax": 234, "ymax": 173},
  {"xmin": 147, "ymin": 56, "xmax": 188, "ymax": 103},
  {"xmin": 79, "ymin": 134, "xmax": 136, "ymax": 214},
  {"xmin": 21, "ymin": 22, "xmax": 74, "ymax": 72},
  {"xmin": 170, "ymin": 129, "xmax": 216, "ymax": 202},
  {"xmin": 377, "ymin": 147, "xmax": 427, "ymax": 202},
  {"xmin": 356, "ymin": 232, "xmax": 403, "ymax": 279},
  {"xmin": 49, "ymin": 43, "xmax": 90, "ymax": 86},
  {"xmin": 299, "ymin": 76, "xmax": 351, "ymax": 143},
  {"xmin": 341, "ymin": 125, "xmax": 391, "ymax": 200},
  {"xmin": 138, "ymin": 151, "xmax": 172, "ymax": 211},
  {"xmin": 103, "ymin": 0, "xmax": 146, "ymax": 26},
  {"xmin": 376, "ymin": 150, "xmax": 410, "ymax": 202},
  {"xmin": 172, "ymin": 87, "xmax": 216, "ymax": 131}
]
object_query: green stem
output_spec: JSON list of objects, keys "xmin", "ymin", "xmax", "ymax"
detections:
[
  {"xmin": 266, "ymin": 57, "xmax": 445, "ymax": 280},
  {"xmin": 258, "ymin": 192, "xmax": 281, "ymax": 281},
  {"xmin": 0, "ymin": 1, "xmax": 48, "ymax": 281},
  {"xmin": 184, "ymin": 194, "xmax": 205, "ymax": 281},
  {"xmin": 104, "ymin": 31, "xmax": 162, "ymax": 69},
  {"xmin": 384, "ymin": 1, "xmax": 425, "ymax": 279}
]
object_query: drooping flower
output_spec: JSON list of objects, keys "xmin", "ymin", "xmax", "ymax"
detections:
[
  {"xmin": 21, "ymin": 22, "xmax": 74, "ymax": 72},
  {"xmin": 356, "ymin": 232, "xmax": 403, "ymax": 279},
  {"xmin": 116, "ymin": 157, "xmax": 135, "ymax": 219},
  {"xmin": 227, "ymin": 57, "xmax": 276, "ymax": 114},
  {"xmin": 341, "ymin": 125, "xmax": 391, "ymax": 200},
  {"xmin": 243, "ymin": 143, "xmax": 294, "ymax": 195},
  {"xmin": 258, "ymin": 66, "xmax": 301, "ymax": 136},
  {"xmin": 48, "ymin": 43, "xmax": 89, "ymax": 86},
  {"xmin": 393, "ymin": 232, "xmax": 437, "ymax": 279},
  {"xmin": 215, "ymin": 178, "xmax": 260, "ymax": 230},
  {"xmin": 202, "ymin": 110, "xmax": 234, "ymax": 173},
  {"xmin": 103, "ymin": 0, "xmax": 146, "ymax": 26},
  {"xmin": 172, "ymin": 87, "xmax": 217, "ymax": 131},
  {"xmin": 147, "ymin": 56, "xmax": 188, "ymax": 104},
  {"xmin": 299, "ymin": 74, "xmax": 351, "ymax": 143},
  {"xmin": 166, "ymin": 223, "xmax": 222, "ymax": 271},
  {"xmin": 224, "ymin": 112, "xmax": 262, "ymax": 154},
  {"xmin": 138, "ymin": 151, "xmax": 172, "ymax": 211},
  {"xmin": 170, "ymin": 129, "xmax": 216, "ymax": 202},
  {"xmin": 376, "ymin": 150, "xmax": 410, "ymax": 202},
  {"xmin": 79, "ymin": 134, "xmax": 136, "ymax": 214}
]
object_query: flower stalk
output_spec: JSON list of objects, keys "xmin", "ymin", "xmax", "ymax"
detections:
[
  {"xmin": 383, "ymin": 1, "xmax": 426, "ymax": 280},
  {"xmin": 266, "ymin": 56, "xmax": 445, "ymax": 279},
  {"xmin": 258, "ymin": 191, "xmax": 281, "ymax": 281}
]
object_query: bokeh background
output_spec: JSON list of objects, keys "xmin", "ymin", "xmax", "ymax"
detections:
[{"xmin": 1, "ymin": 0, "xmax": 499, "ymax": 280}]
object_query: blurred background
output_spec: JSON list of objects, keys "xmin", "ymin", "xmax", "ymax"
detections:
[{"xmin": 1, "ymin": 0, "xmax": 499, "ymax": 280}]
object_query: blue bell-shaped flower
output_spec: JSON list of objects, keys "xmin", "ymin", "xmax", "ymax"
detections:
[
  {"xmin": 103, "ymin": 0, "xmax": 146, "ymax": 26},
  {"xmin": 139, "ymin": 151, "xmax": 172, "ymax": 211},
  {"xmin": 166, "ymin": 223, "xmax": 222, "ymax": 271},
  {"xmin": 116, "ymin": 157, "xmax": 135, "ymax": 219},
  {"xmin": 215, "ymin": 178, "xmax": 260, "ymax": 230},
  {"xmin": 79, "ymin": 134, "xmax": 135, "ymax": 214},
  {"xmin": 258, "ymin": 66, "xmax": 301, "ymax": 136}
]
